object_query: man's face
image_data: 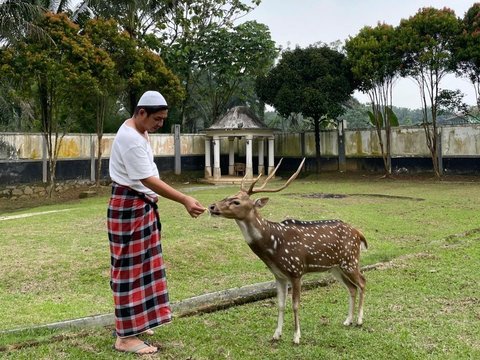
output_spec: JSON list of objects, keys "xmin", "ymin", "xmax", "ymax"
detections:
[{"xmin": 141, "ymin": 109, "xmax": 168, "ymax": 132}]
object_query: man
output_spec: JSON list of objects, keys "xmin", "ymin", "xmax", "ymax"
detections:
[{"xmin": 107, "ymin": 90, "xmax": 205, "ymax": 355}]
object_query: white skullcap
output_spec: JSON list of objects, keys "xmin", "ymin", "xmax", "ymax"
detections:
[{"xmin": 137, "ymin": 91, "xmax": 168, "ymax": 107}]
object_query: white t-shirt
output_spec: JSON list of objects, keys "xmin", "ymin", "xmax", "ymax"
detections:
[{"xmin": 109, "ymin": 121, "xmax": 159, "ymax": 197}]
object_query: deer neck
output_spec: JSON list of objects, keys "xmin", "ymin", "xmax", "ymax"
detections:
[{"xmin": 235, "ymin": 212, "xmax": 270, "ymax": 246}]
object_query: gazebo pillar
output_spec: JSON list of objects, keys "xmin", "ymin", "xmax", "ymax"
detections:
[
  {"xmin": 268, "ymin": 136, "xmax": 275, "ymax": 175},
  {"xmin": 228, "ymin": 137, "xmax": 235, "ymax": 175},
  {"xmin": 246, "ymin": 135, "xmax": 253, "ymax": 179},
  {"xmin": 204, "ymin": 137, "xmax": 212, "ymax": 177},
  {"xmin": 213, "ymin": 136, "xmax": 221, "ymax": 180},
  {"xmin": 258, "ymin": 138, "xmax": 265, "ymax": 175}
]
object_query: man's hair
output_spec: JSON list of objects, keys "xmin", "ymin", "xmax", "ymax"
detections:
[{"xmin": 134, "ymin": 105, "xmax": 168, "ymax": 116}]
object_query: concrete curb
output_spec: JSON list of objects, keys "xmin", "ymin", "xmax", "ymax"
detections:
[{"xmin": 1, "ymin": 263, "xmax": 382, "ymax": 335}]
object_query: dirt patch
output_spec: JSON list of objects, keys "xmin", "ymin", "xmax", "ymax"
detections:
[
  {"xmin": 350, "ymin": 193, "xmax": 425, "ymax": 201},
  {"xmin": 294, "ymin": 193, "xmax": 425, "ymax": 201},
  {"xmin": 300, "ymin": 193, "xmax": 348, "ymax": 199}
]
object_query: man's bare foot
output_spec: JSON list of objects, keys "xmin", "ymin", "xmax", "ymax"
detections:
[{"xmin": 114, "ymin": 336, "xmax": 158, "ymax": 355}]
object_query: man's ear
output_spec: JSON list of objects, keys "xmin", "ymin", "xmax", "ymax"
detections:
[{"xmin": 254, "ymin": 197, "xmax": 269, "ymax": 209}]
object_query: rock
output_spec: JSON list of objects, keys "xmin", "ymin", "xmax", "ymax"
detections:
[
  {"xmin": 79, "ymin": 190, "xmax": 97, "ymax": 199},
  {"xmin": 12, "ymin": 189, "xmax": 23, "ymax": 196}
]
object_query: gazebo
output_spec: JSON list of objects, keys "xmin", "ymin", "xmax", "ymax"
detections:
[{"xmin": 202, "ymin": 106, "xmax": 276, "ymax": 183}]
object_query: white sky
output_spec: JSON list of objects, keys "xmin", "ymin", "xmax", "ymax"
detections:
[{"xmin": 242, "ymin": 0, "xmax": 478, "ymax": 109}]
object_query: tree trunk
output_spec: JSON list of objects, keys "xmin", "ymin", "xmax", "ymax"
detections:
[
  {"xmin": 314, "ymin": 118, "xmax": 321, "ymax": 173},
  {"xmin": 95, "ymin": 96, "xmax": 107, "ymax": 187}
]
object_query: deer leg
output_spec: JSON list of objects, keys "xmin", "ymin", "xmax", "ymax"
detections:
[
  {"xmin": 339, "ymin": 268, "xmax": 366, "ymax": 326},
  {"xmin": 291, "ymin": 277, "xmax": 302, "ymax": 344},
  {"xmin": 331, "ymin": 268, "xmax": 357, "ymax": 326},
  {"xmin": 273, "ymin": 277, "xmax": 288, "ymax": 341},
  {"xmin": 355, "ymin": 271, "xmax": 366, "ymax": 325}
]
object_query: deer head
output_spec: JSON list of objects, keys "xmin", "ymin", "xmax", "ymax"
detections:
[{"xmin": 209, "ymin": 158, "xmax": 306, "ymax": 221}]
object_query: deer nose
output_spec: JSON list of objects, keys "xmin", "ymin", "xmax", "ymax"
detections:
[{"xmin": 208, "ymin": 204, "xmax": 216, "ymax": 212}]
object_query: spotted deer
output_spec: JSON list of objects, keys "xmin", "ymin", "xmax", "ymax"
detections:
[{"xmin": 208, "ymin": 159, "xmax": 367, "ymax": 344}]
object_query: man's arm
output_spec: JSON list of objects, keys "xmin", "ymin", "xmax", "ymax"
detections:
[{"xmin": 141, "ymin": 176, "xmax": 205, "ymax": 217}]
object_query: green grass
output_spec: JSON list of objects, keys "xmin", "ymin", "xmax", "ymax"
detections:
[{"xmin": 1, "ymin": 174, "xmax": 479, "ymax": 359}]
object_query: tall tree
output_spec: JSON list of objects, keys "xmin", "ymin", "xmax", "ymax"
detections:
[
  {"xmin": 75, "ymin": 0, "xmax": 173, "ymax": 40},
  {"xmin": 0, "ymin": 12, "xmax": 114, "ymax": 194},
  {"xmin": 398, "ymin": 7, "xmax": 461, "ymax": 177},
  {"xmin": 345, "ymin": 23, "xmax": 400, "ymax": 177},
  {"xmin": 73, "ymin": 0, "xmax": 188, "ymax": 113},
  {"xmin": 256, "ymin": 45, "xmax": 355, "ymax": 172},
  {"xmin": 189, "ymin": 20, "xmax": 277, "ymax": 128},
  {"xmin": 68, "ymin": 1, "xmax": 262, "ymax": 130},
  {"xmin": 455, "ymin": 3, "xmax": 480, "ymax": 111},
  {"xmin": 157, "ymin": 0, "xmax": 261, "ymax": 131},
  {"xmin": 0, "ymin": 0, "xmax": 45, "ymax": 45},
  {"xmin": 79, "ymin": 18, "xmax": 124, "ymax": 186}
]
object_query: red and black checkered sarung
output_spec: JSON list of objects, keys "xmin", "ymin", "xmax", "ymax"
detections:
[{"xmin": 107, "ymin": 183, "xmax": 172, "ymax": 337}]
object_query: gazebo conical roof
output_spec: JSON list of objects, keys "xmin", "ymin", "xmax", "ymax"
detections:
[
  {"xmin": 208, "ymin": 106, "xmax": 268, "ymax": 129},
  {"xmin": 204, "ymin": 106, "xmax": 275, "ymax": 136}
]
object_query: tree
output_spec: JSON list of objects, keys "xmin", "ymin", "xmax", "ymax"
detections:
[
  {"xmin": 76, "ymin": 0, "xmax": 174, "ymax": 40},
  {"xmin": 76, "ymin": 0, "xmax": 211, "ymax": 121},
  {"xmin": 398, "ymin": 7, "xmax": 461, "ymax": 177},
  {"xmin": 338, "ymin": 98, "xmax": 371, "ymax": 129},
  {"xmin": 0, "ymin": 0, "xmax": 45, "ymax": 45},
  {"xmin": 454, "ymin": 3, "xmax": 480, "ymax": 115},
  {"xmin": 345, "ymin": 23, "xmax": 400, "ymax": 177},
  {"xmin": 256, "ymin": 45, "xmax": 355, "ymax": 172},
  {"xmin": 77, "ymin": 18, "xmax": 124, "ymax": 186},
  {"xmin": 156, "ymin": 0, "xmax": 262, "ymax": 131},
  {"xmin": 0, "ymin": 12, "xmax": 114, "ymax": 195},
  {"xmin": 71, "ymin": 0, "xmax": 187, "ymax": 111},
  {"xmin": 188, "ymin": 20, "xmax": 277, "ymax": 128}
]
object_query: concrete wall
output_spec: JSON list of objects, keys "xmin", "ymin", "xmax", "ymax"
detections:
[
  {"xmin": 2, "ymin": 125, "xmax": 480, "ymax": 161},
  {"xmin": 1, "ymin": 124, "xmax": 479, "ymax": 184},
  {"xmin": 0, "ymin": 133, "xmax": 206, "ymax": 160},
  {"xmin": 442, "ymin": 126, "xmax": 480, "ymax": 157}
]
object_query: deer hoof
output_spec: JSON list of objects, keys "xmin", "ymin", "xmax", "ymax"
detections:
[
  {"xmin": 272, "ymin": 334, "xmax": 281, "ymax": 342},
  {"xmin": 343, "ymin": 319, "xmax": 353, "ymax": 326},
  {"xmin": 293, "ymin": 336, "xmax": 301, "ymax": 345}
]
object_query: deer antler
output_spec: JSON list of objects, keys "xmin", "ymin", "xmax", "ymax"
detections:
[{"xmin": 241, "ymin": 158, "xmax": 306, "ymax": 195}]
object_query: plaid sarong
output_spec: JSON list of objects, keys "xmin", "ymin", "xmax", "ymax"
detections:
[{"xmin": 107, "ymin": 183, "xmax": 172, "ymax": 337}]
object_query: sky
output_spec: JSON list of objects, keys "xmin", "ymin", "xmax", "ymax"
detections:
[{"xmin": 242, "ymin": 0, "xmax": 478, "ymax": 109}]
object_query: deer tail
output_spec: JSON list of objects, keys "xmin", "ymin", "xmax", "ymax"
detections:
[{"xmin": 358, "ymin": 230, "xmax": 368, "ymax": 250}]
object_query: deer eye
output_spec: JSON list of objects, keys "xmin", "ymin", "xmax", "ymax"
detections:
[{"xmin": 231, "ymin": 200, "xmax": 241, "ymax": 206}]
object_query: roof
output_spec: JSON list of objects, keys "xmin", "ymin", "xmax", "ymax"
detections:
[{"xmin": 207, "ymin": 106, "xmax": 269, "ymax": 130}]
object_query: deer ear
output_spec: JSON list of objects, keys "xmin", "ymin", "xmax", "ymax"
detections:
[{"xmin": 254, "ymin": 197, "xmax": 269, "ymax": 208}]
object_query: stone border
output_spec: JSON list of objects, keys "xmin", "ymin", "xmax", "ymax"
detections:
[{"xmin": 0, "ymin": 180, "xmax": 96, "ymax": 200}]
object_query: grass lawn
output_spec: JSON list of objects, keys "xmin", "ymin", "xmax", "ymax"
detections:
[{"xmin": 0, "ymin": 173, "xmax": 479, "ymax": 359}]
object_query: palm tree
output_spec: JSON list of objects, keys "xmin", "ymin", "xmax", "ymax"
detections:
[
  {"xmin": 0, "ymin": 0, "xmax": 82, "ymax": 45},
  {"xmin": 74, "ymin": 0, "xmax": 173, "ymax": 40},
  {"xmin": 0, "ymin": 0, "xmax": 45, "ymax": 45}
]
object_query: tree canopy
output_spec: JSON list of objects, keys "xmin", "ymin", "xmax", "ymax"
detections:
[
  {"xmin": 257, "ymin": 45, "xmax": 354, "ymax": 121},
  {"xmin": 256, "ymin": 44, "xmax": 354, "ymax": 172}
]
